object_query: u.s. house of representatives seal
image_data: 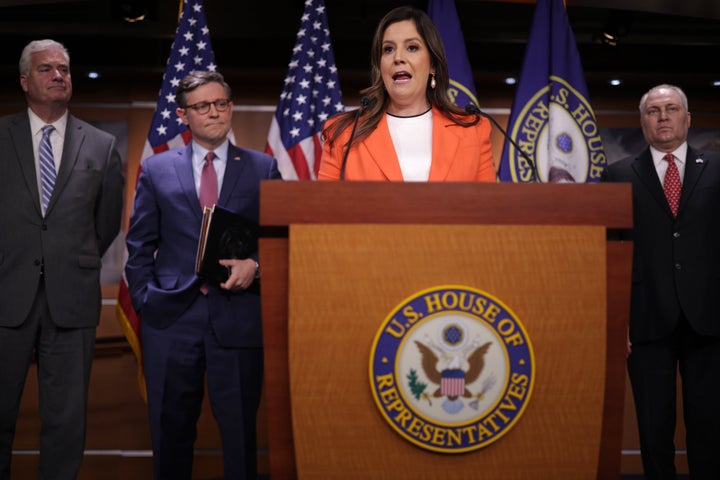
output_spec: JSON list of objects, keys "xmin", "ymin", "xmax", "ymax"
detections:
[
  {"xmin": 504, "ymin": 75, "xmax": 606, "ymax": 183},
  {"xmin": 369, "ymin": 285, "xmax": 535, "ymax": 454}
]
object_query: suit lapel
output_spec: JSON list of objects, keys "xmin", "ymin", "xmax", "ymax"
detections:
[
  {"xmin": 363, "ymin": 108, "xmax": 460, "ymax": 181},
  {"xmin": 219, "ymin": 144, "xmax": 246, "ymax": 205},
  {"xmin": 48, "ymin": 115, "xmax": 84, "ymax": 214},
  {"xmin": 174, "ymin": 145, "xmax": 203, "ymax": 219},
  {"xmin": 678, "ymin": 147, "xmax": 706, "ymax": 216},
  {"xmin": 363, "ymin": 114, "xmax": 403, "ymax": 181},
  {"xmin": 8, "ymin": 112, "xmax": 41, "ymax": 215},
  {"xmin": 632, "ymin": 149, "xmax": 673, "ymax": 216},
  {"xmin": 428, "ymin": 109, "xmax": 460, "ymax": 181}
]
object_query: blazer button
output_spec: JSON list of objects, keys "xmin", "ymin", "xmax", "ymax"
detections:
[
  {"xmin": 34, "ymin": 259, "xmax": 41, "ymax": 266},
  {"xmin": 675, "ymin": 263, "xmax": 682, "ymax": 270},
  {"xmin": 673, "ymin": 232, "xmax": 680, "ymax": 238}
]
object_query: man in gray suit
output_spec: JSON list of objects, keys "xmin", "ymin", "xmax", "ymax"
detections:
[{"xmin": 0, "ymin": 39, "xmax": 124, "ymax": 479}]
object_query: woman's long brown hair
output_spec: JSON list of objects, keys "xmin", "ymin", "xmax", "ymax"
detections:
[{"xmin": 322, "ymin": 5, "xmax": 479, "ymax": 152}]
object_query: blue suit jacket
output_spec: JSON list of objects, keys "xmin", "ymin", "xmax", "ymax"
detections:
[{"xmin": 125, "ymin": 142, "xmax": 281, "ymax": 348}]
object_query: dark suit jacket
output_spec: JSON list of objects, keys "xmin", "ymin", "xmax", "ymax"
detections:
[
  {"xmin": 0, "ymin": 110, "xmax": 124, "ymax": 328},
  {"xmin": 124, "ymin": 142, "xmax": 281, "ymax": 348},
  {"xmin": 603, "ymin": 146, "xmax": 720, "ymax": 343}
]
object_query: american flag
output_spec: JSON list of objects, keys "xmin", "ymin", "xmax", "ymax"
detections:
[
  {"xmin": 265, "ymin": 0, "xmax": 344, "ymax": 180},
  {"xmin": 115, "ymin": 0, "xmax": 219, "ymax": 400},
  {"xmin": 143, "ymin": 0, "xmax": 217, "ymax": 158}
]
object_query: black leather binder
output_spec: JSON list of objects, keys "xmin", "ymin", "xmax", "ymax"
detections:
[{"xmin": 195, "ymin": 204, "xmax": 259, "ymax": 288}]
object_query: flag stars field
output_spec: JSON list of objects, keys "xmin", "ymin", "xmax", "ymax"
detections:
[{"xmin": 265, "ymin": 0, "xmax": 344, "ymax": 180}]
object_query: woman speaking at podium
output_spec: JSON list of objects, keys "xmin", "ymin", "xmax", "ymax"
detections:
[{"xmin": 318, "ymin": 6, "xmax": 496, "ymax": 182}]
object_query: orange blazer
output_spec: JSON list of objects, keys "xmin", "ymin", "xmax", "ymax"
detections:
[{"xmin": 318, "ymin": 107, "xmax": 496, "ymax": 181}]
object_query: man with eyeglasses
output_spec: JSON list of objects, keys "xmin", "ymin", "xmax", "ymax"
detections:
[
  {"xmin": 125, "ymin": 70, "xmax": 282, "ymax": 479},
  {"xmin": 602, "ymin": 84, "xmax": 720, "ymax": 478}
]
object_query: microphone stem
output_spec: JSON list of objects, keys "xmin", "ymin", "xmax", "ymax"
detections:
[
  {"xmin": 339, "ymin": 103, "xmax": 365, "ymax": 180},
  {"xmin": 471, "ymin": 107, "xmax": 538, "ymax": 182}
]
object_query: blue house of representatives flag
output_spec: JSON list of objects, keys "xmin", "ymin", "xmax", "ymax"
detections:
[
  {"xmin": 427, "ymin": 0, "xmax": 478, "ymax": 108},
  {"xmin": 497, "ymin": 0, "xmax": 606, "ymax": 183}
]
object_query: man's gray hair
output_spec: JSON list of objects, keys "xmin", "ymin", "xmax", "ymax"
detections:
[
  {"xmin": 19, "ymin": 39, "xmax": 70, "ymax": 75},
  {"xmin": 639, "ymin": 84, "xmax": 689, "ymax": 114}
]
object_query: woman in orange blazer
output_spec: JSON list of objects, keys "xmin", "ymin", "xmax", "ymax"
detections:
[{"xmin": 318, "ymin": 6, "xmax": 495, "ymax": 182}]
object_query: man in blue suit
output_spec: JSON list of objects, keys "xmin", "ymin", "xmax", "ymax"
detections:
[
  {"xmin": 603, "ymin": 84, "xmax": 720, "ymax": 479},
  {"xmin": 125, "ymin": 71, "xmax": 282, "ymax": 480}
]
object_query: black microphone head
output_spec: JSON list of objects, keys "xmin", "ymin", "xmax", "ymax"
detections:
[
  {"xmin": 360, "ymin": 96, "xmax": 371, "ymax": 108},
  {"xmin": 465, "ymin": 103, "xmax": 480, "ymax": 115}
]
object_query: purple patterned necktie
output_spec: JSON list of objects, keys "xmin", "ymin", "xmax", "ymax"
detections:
[{"xmin": 39, "ymin": 125, "xmax": 56, "ymax": 212}]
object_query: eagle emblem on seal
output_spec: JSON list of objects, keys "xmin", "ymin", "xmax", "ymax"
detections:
[{"xmin": 414, "ymin": 339, "xmax": 494, "ymax": 414}]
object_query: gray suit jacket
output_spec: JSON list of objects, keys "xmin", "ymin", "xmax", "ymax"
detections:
[{"xmin": 0, "ymin": 110, "xmax": 124, "ymax": 328}]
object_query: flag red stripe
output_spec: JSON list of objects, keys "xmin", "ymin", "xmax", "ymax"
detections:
[
  {"xmin": 287, "ymin": 143, "xmax": 312, "ymax": 180},
  {"xmin": 152, "ymin": 143, "xmax": 169, "ymax": 155},
  {"xmin": 115, "ymin": 276, "xmax": 147, "ymax": 401}
]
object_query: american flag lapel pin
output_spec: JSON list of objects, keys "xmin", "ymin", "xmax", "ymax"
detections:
[{"xmin": 695, "ymin": 157, "xmax": 704, "ymax": 164}]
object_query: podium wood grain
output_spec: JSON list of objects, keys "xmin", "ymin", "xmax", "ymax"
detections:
[
  {"xmin": 287, "ymin": 225, "xmax": 605, "ymax": 478},
  {"xmin": 259, "ymin": 182, "xmax": 633, "ymax": 479}
]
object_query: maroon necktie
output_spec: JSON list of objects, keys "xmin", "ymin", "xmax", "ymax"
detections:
[
  {"xmin": 199, "ymin": 151, "xmax": 217, "ymax": 295},
  {"xmin": 663, "ymin": 153, "xmax": 681, "ymax": 217},
  {"xmin": 199, "ymin": 151, "xmax": 218, "ymax": 209}
]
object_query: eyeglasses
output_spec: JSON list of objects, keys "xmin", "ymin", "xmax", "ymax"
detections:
[{"xmin": 183, "ymin": 98, "xmax": 231, "ymax": 115}]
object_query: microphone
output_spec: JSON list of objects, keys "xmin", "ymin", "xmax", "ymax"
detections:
[
  {"xmin": 340, "ymin": 96, "xmax": 371, "ymax": 180},
  {"xmin": 465, "ymin": 103, "xmax": 538, "ymax": 182}
]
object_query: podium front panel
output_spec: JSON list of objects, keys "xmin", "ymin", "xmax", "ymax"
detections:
[{"xmin": 287, "ymin": 224, "xmax": 606, "ymax": 479}]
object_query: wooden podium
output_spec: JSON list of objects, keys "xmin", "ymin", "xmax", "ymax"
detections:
[{"xmin": 259, "ymin": 182, "xmax": 632, "ymax": 479}]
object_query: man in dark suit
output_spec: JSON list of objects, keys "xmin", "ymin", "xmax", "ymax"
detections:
[
  {"xmin": 0, "ymin": 39, "xmax": 124, "ymax": 479},
  {"xmin": 125, "ymin": 70, "xmax": 281, "ymax": 480},
  {"xmin": 603, "ymin": 84, "xmax": 720, "ymax": 479}
]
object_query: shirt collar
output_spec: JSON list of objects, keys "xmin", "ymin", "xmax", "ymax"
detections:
[
  {"xmin": 27, "ymin": 107, "xmax": 68, "ymax": 138},
  {"xmin": 192, "ymin": 139, "xmax": 229, "ymax": 165},
  {"xmin": 650, "ymin": 142, "xmax": 688, "ymax": 168}
]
